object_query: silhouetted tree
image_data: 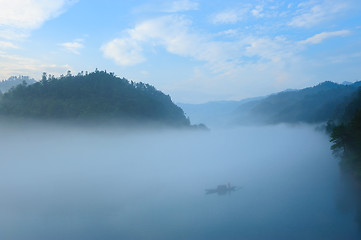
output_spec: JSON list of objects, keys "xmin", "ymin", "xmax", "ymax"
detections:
[{"xmin": 330, "ymin": 88, "xmax": 361, "ymax": 177}]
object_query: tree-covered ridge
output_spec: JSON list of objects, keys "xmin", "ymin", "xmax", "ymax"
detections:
[
  {"xmin": 0, "ymin": 75, "xmax": 36, "ymax": 93},
  {"xmin": 330, "ymin": 88, "xmax": 361, "ymax": 178},
  {"xmin": 235, "ymin": 81, "xmax": 361, "ymax": 124},
  {"xmin": 0, "ymin": 70, "xmax": 190, "ymax": 126}
]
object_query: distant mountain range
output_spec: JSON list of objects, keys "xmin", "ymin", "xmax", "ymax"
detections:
[
  {"xmin": 2, "ymin": 73, "xmax": 360, "ymax": 128},
  {"xmin": 180, "ymin": 81, "xmax": 361, "ymax": 127},
  {"xmin": 0, "ymin": 76, "xmax": 36, "ymax": 93},
  {"xmin": 178, "ymin": 97, "xmax": 264, "ymax": 128}
]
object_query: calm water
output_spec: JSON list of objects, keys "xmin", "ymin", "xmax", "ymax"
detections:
[{"xmin": 0, "ymin": 124, "xmax": 359, "ymax": 239}]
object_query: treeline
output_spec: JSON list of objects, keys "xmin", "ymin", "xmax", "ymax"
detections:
[
  {"xmin": 330, "ymin": 88, "xmax": 361, "ymax": 178},
  {"xmin": 0, "ymin": 70, "xmax": 191, "ymax": 127},
  {"xmin": 235, "ymin": 81, "xmax": 361, "ymax": 125},
  {"xmin": 0, "ymin": 75, "xmax": 36, "ymax": 93}
]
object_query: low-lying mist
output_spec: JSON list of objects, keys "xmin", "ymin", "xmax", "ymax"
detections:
[{"xmin": 0, "ymin": 122, "xmax": 359, "ymax": 239}]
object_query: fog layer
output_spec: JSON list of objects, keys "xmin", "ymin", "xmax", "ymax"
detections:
[{"xmin": 0, "ymin": 124, "xmax": 359, "ymax": 239}]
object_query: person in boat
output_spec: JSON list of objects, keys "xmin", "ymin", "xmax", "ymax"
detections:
[{"xmin": 205, "ymin": 183, "xmax": 239, "ymax": 195}]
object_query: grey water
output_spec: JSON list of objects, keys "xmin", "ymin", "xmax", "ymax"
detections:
[{"xmin": 0, "ymin": 123, "xmax": 360, "ymax": 240}]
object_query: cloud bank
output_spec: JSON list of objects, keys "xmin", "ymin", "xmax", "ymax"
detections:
[
  {"xmin": 288, "ymin": 1, "xmax": 349, "ymax": 27},
  {"xmin": 0, "ymin": 0, "xmax": 76, "ymax": 40},
  {"xmin": 0, "ymin": 0, "xmax": 76, "ymax": 80},
  {"xmin": 100, "ymin": 0, "xmax": 357, "ymax": 102}
]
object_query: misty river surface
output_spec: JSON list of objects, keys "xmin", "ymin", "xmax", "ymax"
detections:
[{"xmin": 0, "ymin": 124, "xmax": 360, "ymax": 239}]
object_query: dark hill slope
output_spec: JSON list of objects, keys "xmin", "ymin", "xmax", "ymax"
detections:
[
  {"xmin": 235, "ymin": 81, "xmax": 361, "ymax": 124},
  {"xmin": 0, "ymin": 71, "xmax": 190, "ymax": 126},
  {"xmin": 330, "ymin": 88, "xmax": 361, "ymax": 178}
]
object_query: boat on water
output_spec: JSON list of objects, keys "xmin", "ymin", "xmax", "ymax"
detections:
[{"xmin": 205, "ymin": 183, "xmax": 241, "ymax": 195}]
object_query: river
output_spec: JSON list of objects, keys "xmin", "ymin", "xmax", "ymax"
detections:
[{"xmin": 0, "ymin": 123, "xmax": 359, "ymax": 239}]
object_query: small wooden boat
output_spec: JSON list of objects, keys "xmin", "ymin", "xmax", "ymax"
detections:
[{"xmin": 205, "ymin": 183, "xmax": 241, "ymax": 195}]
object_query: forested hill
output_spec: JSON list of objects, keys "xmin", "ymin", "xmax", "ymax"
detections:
[
  {"xmin": 235, "ymin": 81, "xmax": 361, "ymax": 124},
  {"xmin": 330, "ymin": 88, "xmax": 361, "ymax": 179},
  {"xmin": 0, "ymin": 76, "xmax": 36, "ymax": 93},
  {"xmin": 0, "ymin": 70, "xmax": 191, "ymax": 126}
]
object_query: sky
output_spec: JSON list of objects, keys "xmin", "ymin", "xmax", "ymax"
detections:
[{"xmin": 0, "ymin": 0, "xmax": 360, "ymax": 103}]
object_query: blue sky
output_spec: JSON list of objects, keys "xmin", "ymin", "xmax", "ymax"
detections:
[{"xmin": 0, "ymin": 0, "xmax": 360, "ymax": 103}]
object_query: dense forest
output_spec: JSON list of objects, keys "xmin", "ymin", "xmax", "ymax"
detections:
[
  {"xmin": 234, "ymin": 81, "xmax": 361, "ymax": 125},
  {"xmin": 330, "ymin": 88, "xmax": 361, "ymax": 179},
  {"xmin": 0, "ymin": 70, "xmax": 192, "ymax": 127}
]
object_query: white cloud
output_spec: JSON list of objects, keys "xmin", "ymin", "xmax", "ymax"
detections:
[
  {"xmin": 134, "ymin": 0, "xmax": 198, "ymax": 13},
  {"xmin": 212, "ymin": 8, "xmax": 250, "ymax": 24},
  {"xmin": 59, "ymin": 39, "xmax": 84, "ymax": 54},
  {"xmin": 102, "ymin": 12, "xmax": 357, "ymax": 102},
  {"xmin": 216, "ymin": 29, "xmax": 239, "ymax": 37},
  {"xmin": 244, "ymin": 36, "xmax": 294, "ymax": 63},
  {"xmin": 163, "ymin": 0, "xmax": 198, "ymax": 12},
  {"xmin": 0, "ymin": 0, "xmax": 76, "ymax": 40},
  {"xmin": 0, "ymin": 0, "xmax": 76, "ymax": 82},
  {"xmin": 251, "ymin": 5, "xmax": 264, "ymax": 18},
  {"xmin": 102, "ymin": 38, "xmax": 145, "ymax": 66},
  {"xmin": 211, "ymin": 2, "xmax": 285, "ymax": 24},
  {"xmin": 288, "ymin": 0, "xmax": 349, "ymax": 27},
  {"xmin": 0, "ymin": 40, "xmax": 18, "ymax": 49},
  {"xmin": 101, "ymin": 15, "xmax": 299, "ymax": 78},
  {"xmin": 299, "ymin": 30, "xmax": 351, "ymax": 44},
  {"xmin": 0, "ymin": 51, "xmax": 71, "ymax": 80},
  {"xmin": 102, "ymin": 13, "xmax": 359, "ymax": 102},
  {"xmin": 102, "ymin": 15, "xmax": 240, "ymax": 70}
]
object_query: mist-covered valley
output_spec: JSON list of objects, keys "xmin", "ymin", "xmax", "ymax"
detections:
[
  {"xmin": 179, "ymin": 81, "xmax": 361, "ymax": 128},
  {"xmin": 1, "ymin": 0, "xmax": 361, "ymax": 239},
  {"xmin": 1, "ymin": 122, "xmax": 360, "ymax": 240}
]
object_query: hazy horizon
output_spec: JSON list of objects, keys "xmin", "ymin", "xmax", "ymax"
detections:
[
  {"xmin": 1, "ymin": 0, "xmax": 360, "ymax": 103},
  {"xmin": 1, "ymin": 1, "xmax": 361, "ymax": 239}
]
